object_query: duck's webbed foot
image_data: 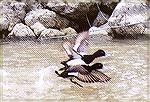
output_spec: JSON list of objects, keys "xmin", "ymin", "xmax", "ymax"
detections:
[{"xmin": 70, "ymin": 79, "xmax": 83, "ymax": 87}]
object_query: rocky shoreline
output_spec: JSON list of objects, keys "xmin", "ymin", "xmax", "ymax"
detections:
[{"xmin": 0, "ymin": 0, "xmax": 150, "ymax": 41}]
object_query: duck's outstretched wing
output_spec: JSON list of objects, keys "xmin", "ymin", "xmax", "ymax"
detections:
[
  {"xmin": 73, "ymin": 31, "xmax": 89, "ymax": 55},
  {"xmin": 62, "ymin": 40, "xmax": 74, "ymax": 56},
  {"xmin": 63, "ymin": 40, "xmax": 82, "ymax": 59},
  {"xmin": 68, "ymin": 66, "xmax": 111, "ymax": 83},
  {"xmin": 91, "ymin": 70, "xmax": 111, "ymax": 83}
]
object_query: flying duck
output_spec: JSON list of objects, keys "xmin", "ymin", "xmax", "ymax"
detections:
[
  {"xmin": 61, "ymin": 31, "xmax": 105, "ymax": 68},
  {"xmin": 55, "ymin": 63, "xmax": 111, "ymax": 87}
]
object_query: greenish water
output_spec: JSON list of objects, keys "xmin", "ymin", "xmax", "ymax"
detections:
[{"xmin": 1, "ymin": 35, "xmax": 150, "ymax": 102}]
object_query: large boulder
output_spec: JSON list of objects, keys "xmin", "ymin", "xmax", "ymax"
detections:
[
  {"xmin": 91, "ymin": 0, "xmax": 150, "ymax": 38},
  {"xmin": 8, "ymin": 23, "xmax": 35, "ymax": 39},
  {"xmin": 60, "ymin": 27, "xmax": 77, "ymax": 36},
  {"xmin": 2, "ymin": 2, "xmax": 26, "ymax": 31},
  {"xmin": 22, "ymin": 0, "xmax": 43, "ymax": 11},
  {"xmin": 25, "ymin": 9, "xmax": 56, "ymax": 27},
  {"xmin": 25, "ymin": 9, "xmax": 70, "ymax": 29},
  {"xmin": 39, "ymin": 28, "xmax": 65, "ymax": 40},
  {"xmin": 30, "ymin": 22, "xmax": 47, "ymax": 36},
  {"xmin": 46, "ymin": 0, "xmax": 119, "ymax": 31},
  {"xmin": 108, "ymin": 0, "xmax": 150, "ymax": 38}
]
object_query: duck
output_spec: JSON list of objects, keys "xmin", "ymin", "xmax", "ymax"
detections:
[
  {"xmin": 55, "ymin": 63, "xmax": 111, "ymax": 87},
  {"xmin": 60, "ymin": 31, "xmax": 105, "ymax": 69}
]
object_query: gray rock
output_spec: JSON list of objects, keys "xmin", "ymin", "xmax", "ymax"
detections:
[
  {"xmin": 40, "ymin": 28, "xmax": 65, "ymax": 37},
  {"xmin": 46, "ymin": 1, "xmax": 96, "ymax": 20},
  {"xmin": 8, "ymin": 23, "xmax": 35, "ymax": 38},
  {"xmin": 3, "ymin": 2, "xmax": 26, "ymax": 31},
  {"xmin": 25, "ymin": 9, "xmax": 70, "ymax": 29},
  {"xmin": 30, "ymin": 22, "xmax": 47, "ymax": 36},
  {"xmin": 22, "ymin": 0, "xmax": 43, "ymax": 11},
  {"xmin": 46, "ymin": 0, "xmax": 118, "ymax": 31},
  {"xmin": 25, "ymin": 9, "xmax": 56, "ymax": 27},
  {"xmin": 94, "ymin": 0, "xmax": 150, "ymax": 38},
  {"xmin": 60, "ymin": 27, "xmax": 77, "ymax": 36}
]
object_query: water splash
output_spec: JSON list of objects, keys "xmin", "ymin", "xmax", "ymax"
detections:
[{"xmin": 34, "ymin": 66, "xmax": 58, "ymax": 94}]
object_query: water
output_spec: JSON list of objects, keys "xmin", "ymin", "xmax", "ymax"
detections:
[{"xmin": 1, "ymin": 35, "xmax": 150, "ymax": 101}]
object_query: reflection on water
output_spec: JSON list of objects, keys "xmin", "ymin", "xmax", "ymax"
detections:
[{"xmin": 1, "ymin": 36, "xmax": 149, "ymax": 101}]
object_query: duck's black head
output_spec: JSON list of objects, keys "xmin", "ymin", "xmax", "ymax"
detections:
[
  {"xmin": 93, "ymin": 50, "xmax": 105, "ymax": 58},
  {"xmin": 91, "ymin": 63, "xmax": 103, "ymax": 70}
]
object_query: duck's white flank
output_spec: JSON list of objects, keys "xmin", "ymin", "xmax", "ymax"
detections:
[
  {"xmin": 66, "ymin": 58, "xmax": 86, "ymax": 66},
  {"xmin": 68, "ymin": 72, "xmax": 79, "ymax": 76}
]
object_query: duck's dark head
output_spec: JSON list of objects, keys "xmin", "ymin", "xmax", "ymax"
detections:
[
  {"xmin": 93, "ymin": 50, "xmax": 105, "ymax": 58},
  {"xmin": 91, "ymin": 63, "xmax": 103, "ymax": 70}
]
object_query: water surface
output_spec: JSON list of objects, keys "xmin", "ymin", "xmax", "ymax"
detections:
[{"xmin": 1, "ymin": 35, "xmax": 150, "ymax": 101}]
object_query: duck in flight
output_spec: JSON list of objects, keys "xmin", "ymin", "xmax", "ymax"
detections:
[
  {"xmin": 60, "ymin": 31, "xmax": 105, "ymax": 69},
  {"xmin": 55, "ymin": 63, "xmax": 111, "ymax": 87}
]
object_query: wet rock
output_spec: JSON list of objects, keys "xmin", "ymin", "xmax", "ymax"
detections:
[
  {"xmin": 30, "ymin": 22, "xmax": 47, "ymax": 36},
  {"xmin": 8, "ymin": 23, "xmax": 35, "ymax": 39},
  {"xmin": 60, "ymin": 27, "xmax": 77, "ymax": 36},
  {"xmin": 3, "ymin": 2, "xmax": 26, "ymax": 31}
]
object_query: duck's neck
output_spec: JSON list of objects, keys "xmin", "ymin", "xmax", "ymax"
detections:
[{"xmin": 92, "ymin": 50, "xmax": 100, "ymax": 58}]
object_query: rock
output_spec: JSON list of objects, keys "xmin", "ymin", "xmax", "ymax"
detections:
[
  {"xmin": 54, "ymin": 14, "xmax": 70, "ymax": 29},
  {"xmin": 46, "ymin": 1, "xmax": 96, "ymax": 20},
  {"xmin": 0, "ymin": 15, "xmax": 10, "ymax": 38},
  {"xmin": 96, "ymin": 0, "xmax": 150, "ymax": 38},
  {"xmin": 46, "ymin": 0, "xmax": 119, "ymax": 31},
  {"xmin": 8, "ymin": 23, "xmax": 35, "ymax": 38},
  {"xmin": 25, "ymin": 9, "xmax": 70, "ymax": 29},
  {"xmin": 0, "ymin": 17, "xmax": 9, "ymax": 31},
  {"xmin": 22, "ymin": 0, "xmax": 43, "ymax": 11},
  {"xmin": 25, "ymin": 9, "xmax": 56, "ymax": 27},
  {"xmin": 40, "ymin": 28, "xmax": 65, "ymax": 38},
  {"xmin": 3, "ymin": 2, "xmax": 26, "ymax": 31},
  {"xmin": 30, "ymin": 22, "xmax": 47, "ymax": 36},
  {"xmin": 89, "ymin": 26, "xmax": 109, "ymax": 35},
  {"xmin": 60, "ymin": 27, "xmax": 77, "ymax": 36},
  {"xmin": 100, "ymin": 0, "xmax": 120, "ymax": 9}
]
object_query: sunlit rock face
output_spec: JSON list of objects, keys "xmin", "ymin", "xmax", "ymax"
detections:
[
  {"xmin": 2, "ymin": 2, "xmax": 26, "ymax": 31},
  {"xmin": 106, "ymin": 0, "xmax": 150, "ymax": 38},
  {"xmin": 7, "ymin": 23, "xmax": 36, "ymax": 40},
  {"xmin": 90, "ymin": 0, "xmax": 150, "ymax": 39}
]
